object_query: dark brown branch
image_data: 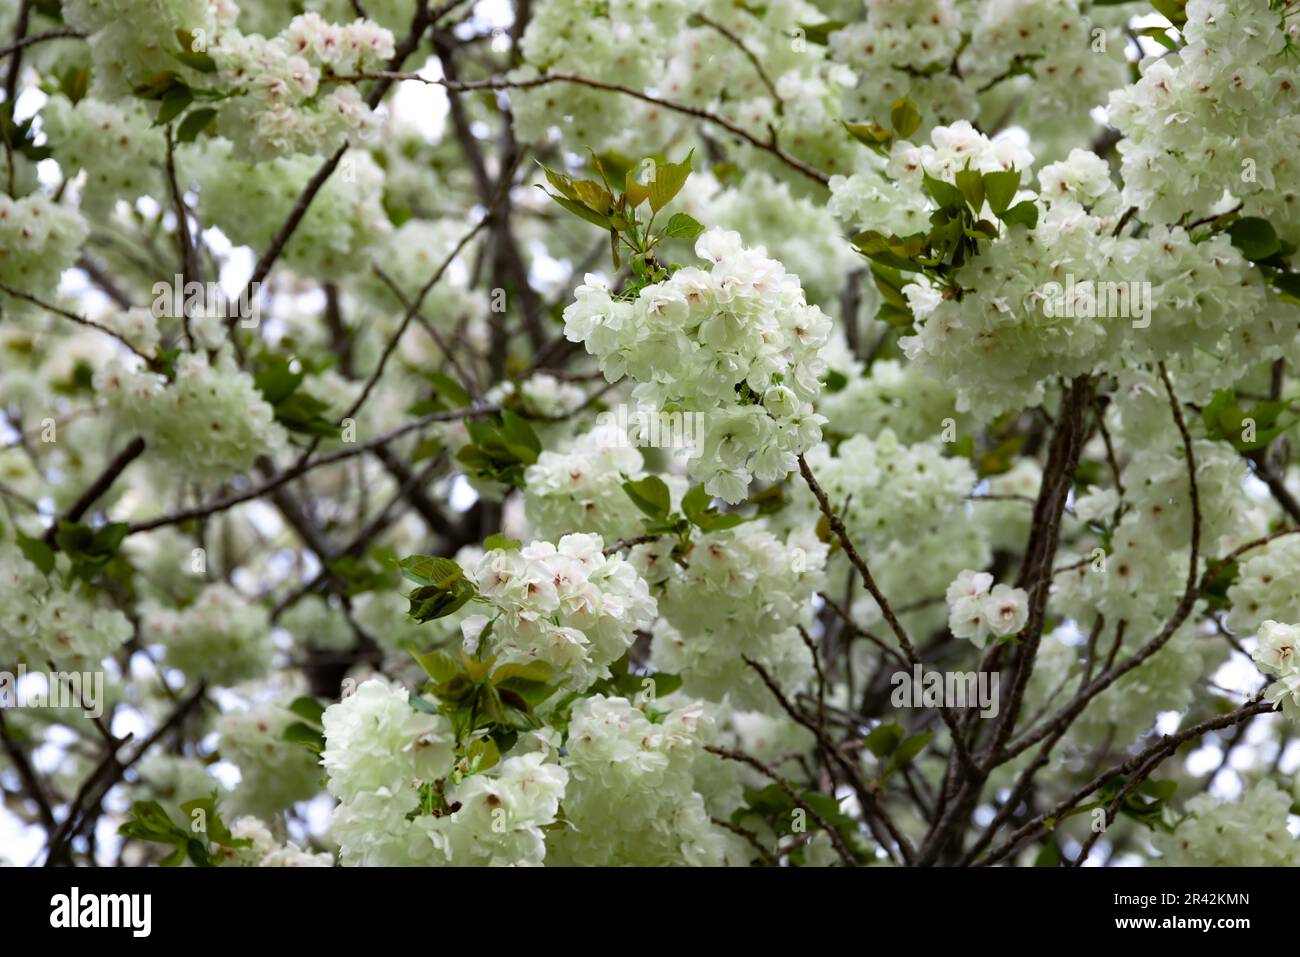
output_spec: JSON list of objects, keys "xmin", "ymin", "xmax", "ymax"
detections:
[
  {"xmin": 331, "ymin": 70, "xmax": 831, "ymax": 186},
  {"xmin": 125, "ymin": 404, "xmax": 495, "ymax": 535},
  {"xmin": 43, "ymin": 437, "xmax": 147, "ymax": 546},
  {"xmin": 0, "ymin": 709, "xmax": 57, "ymax": 831},
  {"xmin": 45, "ymin": 682, "xmax": 207, "ymax": 865},
  {"xmin": 0, "ymin": 280, "xmax": 154, "ymax": 363},
  {"xmin": 705, "ymin": 745, "xmax": 857, "ymax": 866}
]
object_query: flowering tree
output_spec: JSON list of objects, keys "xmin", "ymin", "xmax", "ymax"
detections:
[{"xmin": 1, "ymin": 0, "xmax": 1299, "ymax": 868}]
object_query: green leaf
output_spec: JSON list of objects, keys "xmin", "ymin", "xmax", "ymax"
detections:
[
  {"xmin": 461, "ymin": 652, "xmax": 496, "ymax": 684},
  {"xmin": 118, "ymin": 801, "xmax": 187, "ymax": 844},
  {"xmin": 741, "ymin": 783, "xmax": 795, "ymax": 818},
  {"xmin": 399, "ymin": 555, "xmax": 464, "ymax": 588},
  {"xmin": 55, "ymin": 64, "xmax": 90, "ymax": 105},
  {"xmin": 273, "ymin": 390, "xmax": 340, "ymax": 437},
  {"xmin": 408, "ymin": 579, "xmax": 476, "ymax": 622},
  {"xmin": 53, "ymin": 521, "xmax": 129, "ymax": 580},
  {"xmin": 955, "ymin": 168, "xmax": 985, "ymax": 212},
  {"xmin": 411, "ymin": 436, "xmax": 443, "ymax": 464},
  {"xmin": 172, "ymin": 30, "xmax": 217, "ymax": 72},
  {"xmin": 494, "ymin": 677, "xmax": 557, "ymax": 711},
  {"xmin": 119, "ymin": 796, "xmax": 246, "ymax": 867},
  {"xmin": 645, "ymin": 672, "xmax": 682, "ymax": 697},
  {"xmin": 252, "ymin": 354, "xmax": 305, "ymax": 405},
  {"xmin": 541, "ymin": 166, "xmax": 579, "ymax": 201},
  {"xmin": 681, "ymin": 483, "xmax": 744, "ymax": 532},
  {"xmin": 999, "ymin": 200, "xmax": 1038, "ymax": 228},
  {"xmin": 647, "ymin": 151, "xmax": 693, "ymax": 213},
  {"xmin": 499, "ymin": 409, "xmax": 541, "ymax": 463},
  {"xmin": 624, "ymin": 168, "xmax": 651, "ymax": 207},
  {"xmin": 662, "ymin": 212, "xmax": 705, "ymax": 240},
  {"xmin": 983, "ymin": 169, "xmax": 1021, "ymax": 214},
  {"xmin": 864, "ymin": 721, "xmax": 904, "ymax": 758},
  {"xmin": 889, "ymin": 97, "xmax": 921, "ymax": 140},
  {"xmin": 599, "ymin": 667, "xmax": 683, "ymax": 701},
  {"xmin": 154, "ymin": 84, "xmax": 193, "ymax": 126},
  {"xmin": 887, "ymin": 731, "xmax": 933, "ymax": 773},
  {"xmin": 179, "ymin": 793, "xmax": 249, "ymax": 848},
  {"xmin": 425, "ymin": 370, "xmax": 472, "ymax": 409},
  {"xmin": 132, "ymin": 70, "xmax": 184, "ymax": 100},
  {"xmin": 844, "ymin": 121, "xmax": 893, "ymax": 151},
  {"xmin": 571, "ymin": 178, "xmax": 614, "ymax": 215},
  {"xmin": 1138, "ymin": 779, "xmax": 1177, "ymax": 802},
  {"xmin": 287, "ymin": 696, "xmax": 326, "ymax": 726},
  {"xmin": 413, "ymin": 649, "xmax": 460, "ymax": 683},
  {"xmin": 1227, "ymin": 217, "xmax": 1281, "ymax": 262},
  {"xmin": 1150, "ymin": 0, "xmax": 1187, "ymax": 28},
  {"xmin": 1201, "ymin": 389, "xmax": 1297, "ymax": 452},
  {"xmin": 537, "ymin": 165, "xmax": 614, "ymax": 217},
  {"xmin": 922, "ymin": 173, "xmax": 966, "ymax": 211},
  {"xmin": 1273, "ymin": 272, "xmax": 1300, "ymax": 303},
  {"xmin": 622, "ymin": 475, "xmax": 671, "ymax": 520},
  {"xmin": 1034, "ymin": 841, "xmax": 1061, "ymax": 867},
  {"xmin": 326, "ymin": 553, "xmax": 394, "ymax": 596},
  {"xmin": 681, "ymin": 483, "xmax": 712, "ymax": 524},
  {"xmin": 852, "ymin": 230, "xmax": 929, "ymax": 272},
  {"xmin": 466, "ymin": 736, "xmax": 500, "ymax": 772},
  {"xmin": 283, "ymin": 721, "xmax": 325, "ymax": 752},
  {"xmin": 1134, "ymin": 25, "xmax": 1178, "ymax": 51},
  {"xmin": 175, "ymin": 106, "xmax": 217, "ymax": 143},
  {"xmin": 15, "ymin": 532, "xmax": 54, "ymax": 576},
  {"xmin": 491, "ymin": 660, "xmax": 554, "ymax": 685},
  {"xmin": 483, "ymin": 533, "xmax": 522, "ymax": 551},
  {"xmin": 798, "ymin": 21, "xmax": 846, "ymax": 45},
  {"xmin": 542, "ymin": 190, "xmax": 611, "ymax": 229},
  {"xmin": 978, "ymin": 433, "xmax": 1027, "ymax": 477}
]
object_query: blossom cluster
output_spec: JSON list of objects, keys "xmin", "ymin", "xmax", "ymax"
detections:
[
  {"xmin": 223, "ymin": 817, "xmax": 334, "ymax": 867},
  {"xmin": 797, "ymin": 430, "xmax": 976, "ymax": 547},
  {"xmin": 563, "ymin": 228, "xmax": 831, "ymax": 502},
  {"xmin": 41, "ymin": 96, "xmax": 165, "ymax": 219},
  {"xmin": 323, "ymin": 678, "xmax": 568, "ymax": 866},
  {"xmin": 99, "ymin": 349, "xmax": 287, "ymax": 483},
  {"xmin": 0, "ymin": 194, "xmax": 89, "ymax": 316},
  {"xmin": 211, "ymin": 14, "xmax": 394, "ymax": 160},
  {"xmin": 890, "ymin": 127, "xmax": 1293, "ymax": 415},
  {"xmin": 63, "ymin": 0, "xmax": 391, "ymax": 161},
  {"xmin": 1108, "ymin": 0, "xmax": 1300, "ymax": 238},
  {"xmin": 548, "ymin": 695, "xmax": 746, "ymax": 866},
  {"xmin": 189, "ymin": 143, "xmax": 390, "ymax": 278},
  {"xmin": 1254, "ymin": 620, "xmax": 1300, "ymax": 719},
  {"xmin": 817, "ymin": 358, "xmax": 960, "ymax": 446},
  {"xmin": 1228, "ymin": 536, "xmax": 1300, "ymax": 635},
  {"xmin": 0, "ymin": 542, "xmax": 133, "ymax": 668},
  {"xmin": 638, "ymin": 521, "xmax": 827, "ymax": 710},
  {"xmin": 219, "ymin": 700, "xmax": 325, "ymax": 818},
  {"xmin": 466, "ymin": 534, "xmax": 658, "ymax": 691},
  {"xmin": 1152, "ymin": 778, "xmax": 1300, "ymax": 866},
  {"xmin": 523, "ymin": 426, "xmax": 653, "ymax": 542},
  {"xmin": 945, "ymin": 569, "xmax": 1029, "ymax": 648},
  {"xmin": 512, "ymin": 0, "xmax": 685, "ymax": 155},
  {"xmin": 142, "ymin": 583, "xmax": 274, "ymax": 687}
]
